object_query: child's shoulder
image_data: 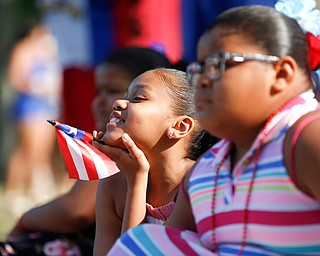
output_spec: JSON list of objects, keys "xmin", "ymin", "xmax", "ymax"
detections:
[
  {"xmin": 98, "ymin": 172, "xmax": 127, "ymax": 198},
  {"xmin": 190, "ymin": 140, "xmax": 226, "ymax": 179}
]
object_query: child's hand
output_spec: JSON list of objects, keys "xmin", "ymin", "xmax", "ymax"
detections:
[
  {"xmin": 92, "ymin": 132, "xmax": 150, "ymax": 183},
  {"xmin": 120, "ymin": 133, "xmax": 150, "ymax": 181}
]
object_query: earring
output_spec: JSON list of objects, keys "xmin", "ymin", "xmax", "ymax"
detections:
[{"xmin": 168, "ymin": 132, "xmax": 174, "ymax": 139}]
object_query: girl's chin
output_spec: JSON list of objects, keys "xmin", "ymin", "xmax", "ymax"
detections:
[{"xmin": 102, "ymin": 132, "xmax": 125, "ymax": 148}]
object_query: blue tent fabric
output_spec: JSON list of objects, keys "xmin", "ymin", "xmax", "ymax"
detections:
[{"xmin": 89, "ymin": 0, "xmax": 116, "ymax": 66}]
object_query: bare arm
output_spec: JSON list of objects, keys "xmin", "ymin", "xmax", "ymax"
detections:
[
  {"xmin": 7, "ymin": 39, "xmax": 34, "ymax": 92},
  {"xmin": 165, "ymin": 168, "xmax": 197, "ymax": 231},
  {"xmin": 119, "ymin": 133, "xmax": 150, "ymax": 233},
  {"xmin": 8, "ymin": 180, "xmax": 97, "ymax": 238},
  {"xmin": 93, "ymin": 174, "xmax": 125, "ymax": 255},
  {"xmin": 284, "ymin": 111, "xmax": 320, "ymax": 200},
  {"xmin": 93, "ymin": 133, "xmax": 150, "ymax": 234}
]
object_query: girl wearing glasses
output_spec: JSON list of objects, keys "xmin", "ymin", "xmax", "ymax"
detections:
[{"xmin": 109, "ymin": 5, "xmax": 320, "ymax": 256}]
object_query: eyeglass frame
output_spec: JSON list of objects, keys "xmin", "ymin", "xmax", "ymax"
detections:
[{"xmin": 186, "ymin": 51, "xmax": 280, "ymax": 86}]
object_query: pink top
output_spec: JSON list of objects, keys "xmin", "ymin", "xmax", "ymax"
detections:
[{"xmin": 145, "ymin": 202, "xmax": 175, "ymax": 224}]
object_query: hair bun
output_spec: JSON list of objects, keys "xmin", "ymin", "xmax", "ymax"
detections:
[{"xmin": 306, "ymin": 32, "xmax": 320, "ymax": 70}]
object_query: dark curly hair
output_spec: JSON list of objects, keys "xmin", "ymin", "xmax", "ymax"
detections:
[{"xmin": 102, "ymin": 46, "xmax": 172, "ymax": 79}]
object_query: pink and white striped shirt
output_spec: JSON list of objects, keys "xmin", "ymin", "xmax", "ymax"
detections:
[{"xmin": 189, "ymin": 90, "xmax": 320, "ymax": 255}]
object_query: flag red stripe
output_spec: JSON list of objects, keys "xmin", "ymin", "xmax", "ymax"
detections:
[
  {"xmin": 75, "ymin": 140, "xmax": 99, "ymax": 180},
  {"xmin": 53, "ymin": 122, "xmax": 119, "ymax": 180},
  {"xmin": 83, "ymin": 131, "xmax": 94, "ymax": 142},
  {"xmin": 84, "ymin": 141, "xmax": 118, "ymax": 176},
  {"xmin": 56, "ymin": 130, "xmax": 80, "ymax": 179}
]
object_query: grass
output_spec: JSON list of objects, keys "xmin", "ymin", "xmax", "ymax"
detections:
[{"xmin": 0, "ymin": 175, "xmax": 75, "ymax": 242}]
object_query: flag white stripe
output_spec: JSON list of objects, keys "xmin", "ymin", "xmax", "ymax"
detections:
[
  {"xmin": 77, "ymin": 140, "xmax": 110, "ymax": 179},
  {"xmin": 65, "ymin": 134, "xmax": 89, "ymax": 180}
]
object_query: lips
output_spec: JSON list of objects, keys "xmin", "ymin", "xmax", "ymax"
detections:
[
  {"xmin": 109, "ymin": 117, "xmax": 124, "ymax": 123},
  {"xmin": 109, "ymin": 112, "xmax": 125, "ymax": 124}
]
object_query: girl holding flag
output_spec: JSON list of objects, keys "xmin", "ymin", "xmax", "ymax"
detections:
[
  {"xmin": 93, "ymin": 68, "xmax": 218, "ymax": 255},
  {"xmin": 3, "ymin": 47, "xmax": 173, "ymax": 256}
]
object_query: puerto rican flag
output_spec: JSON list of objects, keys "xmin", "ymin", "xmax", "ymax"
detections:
[{"xmin": 48, "ymin": 120, "xmax": 119, "ymax": 180}]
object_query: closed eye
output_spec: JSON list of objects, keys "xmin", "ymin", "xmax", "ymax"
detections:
[{"xmin": 133, "ymin": 96, "xmax": 147, "ymax": 102}]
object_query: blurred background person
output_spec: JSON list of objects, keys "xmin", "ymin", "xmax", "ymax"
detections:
[{"xmin": 4, "ymin": 23, "xmax": 63, "ymax": 216}]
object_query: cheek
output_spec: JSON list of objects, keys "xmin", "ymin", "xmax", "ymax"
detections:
[
  {"xmin": 91, "ymin": 98, "xmax": 98, "ymax": 113},
  {"xmin": 126, "ymin": 110, "xmax": 168, "ymax": 143}
]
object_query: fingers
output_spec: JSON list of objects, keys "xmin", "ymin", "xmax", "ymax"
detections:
[
  {"xmin": 122, "ymin": 133, "xmax": 144, "ymax": 160},
  {"xmin": 92, "ymin": 133, "xmax": 150, "ymax": 175},
  {"xmin": 93, "ymin": 142, "xmax": 125, "ymax": 162},
  {"xmin": 92, "ymin": 130, "xmax": 106, "ymax": 145},
  {"xmin": 120, "ymin": 133, "xmax": 150, "ymax": 177},
  {"xmin": 95, "ymin": 130, "xmax": 104, "ymax": 139}
]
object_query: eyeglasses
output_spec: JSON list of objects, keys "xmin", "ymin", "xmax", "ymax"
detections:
[{"xmin": 186, "ymin": 51, "xmax": 280, "ymax": 86}]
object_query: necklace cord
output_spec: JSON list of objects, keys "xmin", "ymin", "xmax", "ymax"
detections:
[{"xmin": 211, "ymin": 109, "xmax": 280, "ymax": 255}]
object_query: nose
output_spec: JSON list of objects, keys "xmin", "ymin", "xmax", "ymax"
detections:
[
  {"xmin": 112, "ymin": 99, "xmax": 128, "ymax": 111},
  {"xmin": 196, "ymin": 73, "xmax": 212, "ymax": 88}
]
